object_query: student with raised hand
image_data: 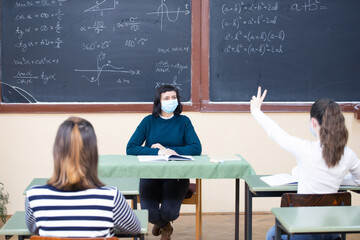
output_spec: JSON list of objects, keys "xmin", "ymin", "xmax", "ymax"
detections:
[
  {"xmin": 127, "ymin": 84, "xmax": 202, "ymax": 240},
  {"xmin": 25, "ymin": 117, "xmax": 141, "ymax": 238},
  {"xmin": 250, "ymin": 87, "xmax": 360, "ymax": 240}
]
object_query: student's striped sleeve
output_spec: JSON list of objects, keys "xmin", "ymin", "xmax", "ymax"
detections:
[
  {"xmin": 113, "ymin": 190, "xmax": 141, "ymax": 234},
  {"xmin": 25, "ymin": 195, "xmax": 38, "ymax": 234}
]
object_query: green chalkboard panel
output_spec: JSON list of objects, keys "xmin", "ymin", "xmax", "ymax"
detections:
[
  {"xmin": 1, "ymin": 0, "xmax": 192, "ymax": 103},
  {"xmin": 209, "ymin": 0, "xmax": 360, "ymax": 102}
]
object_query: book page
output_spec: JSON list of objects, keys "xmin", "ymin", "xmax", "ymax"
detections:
[
  {"xmin": 168, "ymin": 155, "xmax": 194, "ymax": 161},
  {"xmin": 137, "ymin": 155, "xmax": 167, "ymax": 162},
  {"xmin": 260, "ymin": 174, "xmax": 298, "ymax": 186},
  {"xmin": 137, "ymin": 155, "xmax": 194, "ymax": 162}
]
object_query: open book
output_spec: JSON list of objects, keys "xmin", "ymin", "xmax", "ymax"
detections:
[
  {"xmin": 260, "ymin": 173, "xmax": 357, "ymax": 186},
  {"xmin": 138, "ymin": 155, "xmax": 194, "ymax": 162}
]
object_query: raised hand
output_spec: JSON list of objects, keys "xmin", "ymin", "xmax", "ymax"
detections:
[{"xmin": 250, "ymin": 86, "xmax": 267, "ymax": 111}]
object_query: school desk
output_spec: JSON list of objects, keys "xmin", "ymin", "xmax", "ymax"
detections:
[
  {"xmin": 24, "ymin": 177, "xmax": 140, "ymax": 209},
  {"xmin": 98, "ymin": 154, "xmax": 255, "ymax": 240},
  {"xmin": 272, "ymin": 206, "xmax": 360, "ymax": 239},
  {"xmin": 244, "ymin": 175, "xmax": 360, "ymax": 240}
]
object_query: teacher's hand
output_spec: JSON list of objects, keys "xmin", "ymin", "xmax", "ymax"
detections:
[
  {"xmin": 250, "ymin": 86, "xmax": 267, "ymax": 111},
  {"xmin": 158, "ymin": 148, "xmax": 178, "ymax": 156},
  {"xmin": 151, "ymin": 143, "xmax": 166, "ymax": 150}
]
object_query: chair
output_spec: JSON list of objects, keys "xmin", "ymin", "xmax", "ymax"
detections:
[
  {"xmin": 279, "ymin": 192, "xmax": 351, "ymax": 240},
  {"xmin": 281, "ymin": 192, "xmax": 351, "ymax": 207}
]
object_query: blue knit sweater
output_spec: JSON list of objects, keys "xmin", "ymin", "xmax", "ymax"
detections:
[{"xmin": 126, "ymin": 114, "xmax": 202, "ymax": 156}]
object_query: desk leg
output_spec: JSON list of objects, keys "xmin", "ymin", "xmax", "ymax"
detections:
[
  {"xmin": 245, "ymin": 182, "xmax": 253, "ymax": 240},
  {"xmin": 132, "ymin": 195, "xmax": 137, "ymax": 210},
  {"xmin": 275, "ymin": 219, "xmax": 281, "ymax": 240},
  {"xmin": 195, "ymin": 179, "xmax": 202, "ymax": 240},
  {"xmin": 235, "ymin": 179, "xmax": 240, "ymax": 240}
]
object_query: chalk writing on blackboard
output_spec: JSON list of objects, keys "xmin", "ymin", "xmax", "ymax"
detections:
[
  {"xmin": 220, "ymin": 0, "xmax": 327, "ymax": 56},
  {"xmin": 74, "ymin": 52, "xmax": 141, "ymax": 86},
  {"xmin": 155, "ymin": 76, "xmax": 182, "ymax": 90},
  {"xmin": 14, "ymin": 70, "xmax": 56, "ymax": 85},
  {"xmin": 84, "ymin": 0, "xmax": 118, "ymax": 14},
  {"xmin": 1, "ymin": 82, "xmax": 38, "ymax": 103},
  {"xmin": 113, "ymin": 17, "xmax": 140, "ymax": 32},
  {"xmin": 2, "ymin": 0, "xmax": 192, "ymax": 103},
  {"xmin": 147, "ymin": 0, "xmax": 190, "ymax": 31}
]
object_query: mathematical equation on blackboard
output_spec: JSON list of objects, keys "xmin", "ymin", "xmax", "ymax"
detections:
[
  {"xmin": 220, "ymin": 0, "xmax": 327, "ymax": 56},
  {"xmin": 2, "ymin": 0, "xmax": 192, "ymax": 103},
  {"xmin": 209, "ymin": 0, "xmax": 360, "ymax": 102}
]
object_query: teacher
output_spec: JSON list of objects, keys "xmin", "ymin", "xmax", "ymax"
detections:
[{"xmin": 126, "ymin": 84, "xmax": 202, "ymax": 240}]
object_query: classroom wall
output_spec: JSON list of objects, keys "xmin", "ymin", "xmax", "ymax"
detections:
[{"xmin": 1, "ymin": 111, "xmax": 360, "ymax": 215}]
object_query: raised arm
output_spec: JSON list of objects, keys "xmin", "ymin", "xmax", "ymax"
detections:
[{"xmin": 250, "ymin": 87, "xmax": 310, "ymax": 157}]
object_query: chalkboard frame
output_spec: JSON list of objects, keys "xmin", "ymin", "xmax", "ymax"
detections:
[
  {"xmin": 0, "ymin": 0, "xmax": 201, "ymax": 113},
  {"xmin": 200, "ymin": 0, "xmax": 360, "ymax": 115}
]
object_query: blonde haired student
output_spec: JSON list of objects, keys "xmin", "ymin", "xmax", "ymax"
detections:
[
  {"xmin": 250, "ymin": 87, "xmax": 360, "ymax": 240},
  {"xmin": 25, "ymin": 117, "xmax": 141, "ymax": 238}
]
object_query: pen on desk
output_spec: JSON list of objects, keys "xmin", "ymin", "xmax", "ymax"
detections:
[{"xmin": 210, "ymin": 159, "xmax": 224, "ymax": 164}]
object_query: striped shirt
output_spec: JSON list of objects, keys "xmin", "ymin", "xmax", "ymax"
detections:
[{"xmin": 25, "ymin": 185, "xmax": 141, "ymax": 238}]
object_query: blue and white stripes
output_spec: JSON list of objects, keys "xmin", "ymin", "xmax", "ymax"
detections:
[{"xmin": 25, "ymin": 185, "xmax": 140, "ymax": 237}]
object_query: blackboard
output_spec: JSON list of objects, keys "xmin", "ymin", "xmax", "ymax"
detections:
[
  {"xmin": 1, "ymin": 0, "xmax": 192, "ymax": 103},
  {"xmin": 209, "ymin": 0, "xmax": 360, "ymax": 102}
]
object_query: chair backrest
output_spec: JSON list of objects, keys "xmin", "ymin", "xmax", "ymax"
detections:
[
  {"xmin": 182, "ymin": 183, "xmax": 196, "ymax": 204},
  {"xmin": 30, "ymin": 236, "xmax": 119, "ymax": 240},
  {"xmin": 280, "ymin": 192, "xmax": 351, "ymax": 207}
]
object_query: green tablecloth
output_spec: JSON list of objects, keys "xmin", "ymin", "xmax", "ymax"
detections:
[{"xmin": 98, "ymin": 155, "xmax": 255, "ymax": 179}]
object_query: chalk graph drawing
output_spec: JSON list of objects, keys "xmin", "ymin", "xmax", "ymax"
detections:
[
  {"xmin": 147, "ymin": 0, "xmax": 190, "ymax": 31},
  {"xmin": 74, "ymin": 52, "xmax": 139, "ymax": 86},
  {"xmin": 1, "ymin": 82, "xmax": 37, "ymax": 103},
  {"xmin": 84, "ymin": 0, "xmax": 119, "ymax": 15}
]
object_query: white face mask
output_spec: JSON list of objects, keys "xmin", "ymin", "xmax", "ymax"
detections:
[{"xmin": 161, "ymin": 99, "xmax": 178, "ymax": 113}]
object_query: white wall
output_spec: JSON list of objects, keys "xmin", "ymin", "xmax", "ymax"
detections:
[{"xmin": 1, "ymin": 111, "xmax": 360, "ymax": 214}]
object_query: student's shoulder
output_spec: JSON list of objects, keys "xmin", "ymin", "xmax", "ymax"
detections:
[
  {"xmin": 99, "ymin": 186, "xmax": 125, "ymax": 198},
  {"xmin": 26, "ymin": 184, "xmax": 54, "ymax": 196},
  {"xmin": 343, "ymin": 146, "xmax": 358, "ymax": 159},
  {"xmin": 98, "ymin": 186, "xmax": 121, "ymax": 194}
]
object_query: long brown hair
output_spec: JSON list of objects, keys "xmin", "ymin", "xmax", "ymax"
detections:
[
  {"xmin": 310, "ymin": 99, "xmax": 348, "ymax": 168},
  {"xmin": 48, "ymin": 117, "xmax": 104, "ymax": 190}
]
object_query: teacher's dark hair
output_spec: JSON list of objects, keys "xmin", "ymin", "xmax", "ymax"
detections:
[
  {"xmin": 310, "ymin": 98, "xmax": 348, "ymax": 168},
  {"xmin": 152, "ymin": 85, "xmax": 182, "ymax": 117},
  {"xmin": 48, "ymin": 117, "xmax": 104, "ymax": 191}
]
